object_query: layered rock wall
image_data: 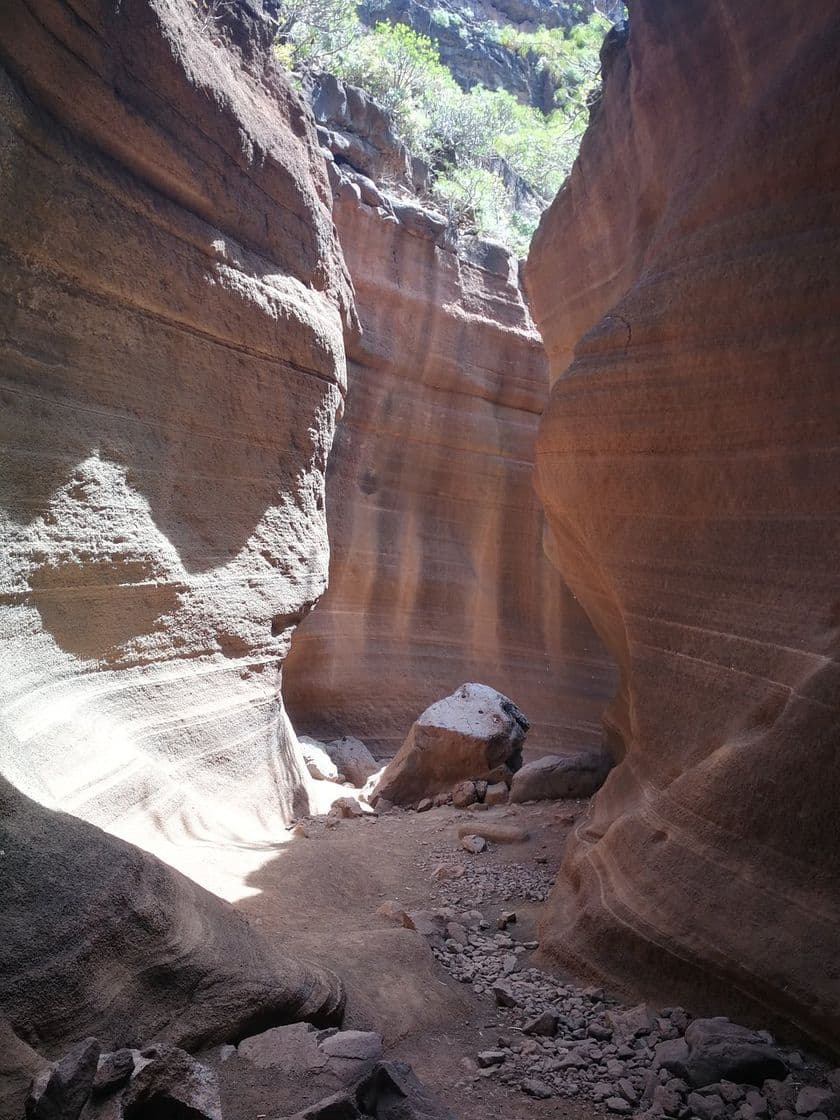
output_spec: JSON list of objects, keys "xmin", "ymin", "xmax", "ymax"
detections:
[
  {"xmin": 0, "ymin": 0, "xmax": 352, "ymax": 1099},
  {"xmin": 526, "ymin": 1, "xmax": 840, "ymax": 1049},
  {"xmin": 0, "ymin": 0, "xmax": 352, "ymax": 854},
  {"xmin": 284, "ymin": 99, "xmax": 615, "ymax": 756}
]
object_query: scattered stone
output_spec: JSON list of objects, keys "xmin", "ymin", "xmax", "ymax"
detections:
[
  {"xmin": 324, "ymin": 736, "xmax": 379, "ymax": 787},
  {"xmin": 523, "ymin": 1009, "xmax": 559, "ymax": 1037},
  {"xmin": 678, "ymin": 1018, "xmax": 787, "ymax": 1087},
  {"xmin": 27, "ymin": 1036, "xmax": 101, "ymax": 1120},
  {"xmin": 492, "ymin": 981, "xmax": 522, "ymax": 1008},
  {"xmin": 121, "ymin": 1045, "xmax": 221, "ymax": 1120},
  {"xmin": 476, "ymin": 1051, "xmax": 506, "ymax": 1068},
  {"xmin": 688, "ymin": 1091, "xmax": 727, "ymax": 1120},
  {"xmin": 92, "ymin": 1051, "xmax": 134, "ymax": 1096},
  {"xmin": 452, "ymin": 782, "xmax": 479, "ymax": 809},
  {"xmin": 521, "ymin": 1079, "xmax": 553, "ymax": 1099},
  {"xmin": 510, "ymin": 750, "xmax": 612, "ymax": 802},
  {"xmin": 416, "ymin": 798, "xmax": 433, "ymax": 813},
  {"xmin": 356, "ymin": 1061, "xmax": 455, "ymax": 1120},
  {"xmin": 431, "ymin": 864, "xmax": 464, "ymax": 882},
  {"xmin": 403, "ymin": 910, "xmax": 447, "ymax": 939},
  {"xmin": 496, "ymin": 911, "xmax": 516, "ymax": 930},
  {"xmin": 606, "ymin": 1096, "xmax": 633, "ymax": 1113},
  {"xmin": 484, "ymin": 782, "xmax": 509, "ymax": 807},
  {"xmin": 460, "ymin": 834, "xmax": 486, "ymax": 854},
  {"xmin": 796, "ymin": 1087, "xmax": 840, "ymax": 1116},
  {"xmin": 329, "ymin": 796, "xmax": 366, "ymax": 819},
  {"xmin": 377, "ymin": 900, "xmax": 407, "ymax": 923},
  {"xmin": 455, "ymin": 822, "xmax": 529, "ymax": 844}
]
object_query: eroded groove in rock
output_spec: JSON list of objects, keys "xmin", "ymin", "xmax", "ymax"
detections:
[
  {"xmin": 0, "ymin": 0, "xmax": 353, "ymax": 853},
  {"xmin": 525, "ymin": 1, "xmax": 840, "ymax": 1049},
  {"xmin": 283, "ymin": 114, "xmax": 616, "ymax": 757}
]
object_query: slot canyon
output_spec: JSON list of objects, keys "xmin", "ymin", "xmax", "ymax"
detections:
[{"xmin": 0, "ymin": 1, "xmax": 838, "ymax": 1119}]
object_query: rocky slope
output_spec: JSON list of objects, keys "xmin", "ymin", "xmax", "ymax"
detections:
[
  {"xmin": 0, "ymin": 0, "xmax": 350, "ymax": 1103},
  {"xmin": 525, "ymin": 0, "xmax": 840, "ymax": 1050},
  {"xmin": 283, "ymin": 78, "xmax": 616, "ymax": 757}
]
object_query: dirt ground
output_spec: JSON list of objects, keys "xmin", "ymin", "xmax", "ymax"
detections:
[{"xmin": 217, "ymin": 798, "xmax": 607, "ymax": 1120}]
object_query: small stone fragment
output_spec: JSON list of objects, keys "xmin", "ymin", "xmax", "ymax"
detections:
[
  {"xmin": 484, "ymin": 782, "xmax": 508, "ymax": 806},
  {"xmin": 476, "ymin": 1051, "xmax": 506, "ymax": 1068},
  {"xmin": 416, "ymin": 798, "xmax": 433, "ymax": 812},
  {"xmin": 460, "ymin": 834, "xmax": 486, "ymax": 853},
  {"xmin": 606, "ymin": 1097, "xmax": 633, "ymax": 1114},
  {"xmin": 492, "ymin": 980, "xmax": 521, "ymax": 1008},
  {"xmin": 93, "ymin": 1050, "xmax": 134, "ymax": 1095},
  {"xmin": 523, "ymin": 1009, "xmax": 559, "ymax": 1037},
  {"xmin": 796, "ymin": 1087, "xmax": 839, "ymax": 1116},
  {"xmin": 452, "ymin": 781, "xmax": 479, "ymax": 809},
  {"xmin": 521, "ymin": 1079, "xmax": 553, "ymax": 1099}
]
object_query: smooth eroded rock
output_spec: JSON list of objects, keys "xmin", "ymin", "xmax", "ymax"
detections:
[
  {"xmin": 526, "ymin": 0, "xmax": 840, "ymax": 1049},
  {"xmin": 510, "ymin": 751, "xmax": 612, "ymax": 802}
]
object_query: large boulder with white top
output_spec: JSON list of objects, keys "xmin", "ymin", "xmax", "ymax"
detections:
[{"xmin": 371, "ymin": 684, "xmax": 529, "ymax": 806}]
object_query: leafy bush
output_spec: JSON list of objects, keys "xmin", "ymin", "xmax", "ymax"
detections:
[{"xmin": 273, "ymin": 0, "xmax": 615, "ymax": 254}]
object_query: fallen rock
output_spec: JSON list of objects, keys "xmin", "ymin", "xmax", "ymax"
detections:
[
  {"xmin": 452, "ymin": 782, "xmax": 479, "ymax": 809},
  {"xmin": 510, "ymin": 751, "xmax": 612, "ymax": 803},
  {"xmin": 27, "ymin": 1037, "xmax": 101, "ymax": 1120},
  {"xmin": 121, "ymin": 1045, "xmax": 220, "ymax": 1120},
  {"xmin": 402, "ymin": 911, "xmax": 447, "ymax": 939},
  {"xmin": 523, "ymin": 1008, "xmax": 559, "ymax": 1037},
  {"xmin": 476, "ymin": 1051, "xmax": 506, "ymax": 1068},
  {"xmin": 484, "ymin": 782, "xmax": 509, "ymax": 807},
  {"xmin": 492, "ymin": 981, "xmax": 522, "ymax": 1008},
  {"xmin": 796, "ymin": 1088, "xmax": 840, "ymax": 1117},
  {"xmin": 372, "ymin": 685, "xmax": 529, "ymax": 805},
  {"xmin": 416, "ymin": 798, "xmax": 433, "ymax": 813},
  {"xmin": 356, "ymin": 1061, "xmax": 455, "ymax": 1120},
  {"xmin": 92, "ymin": 1051, "xmax": 134, "ymax": 1096},
  {"xmin": 522, "ymin": 1078, "xmax": 553, "ymax": 1099},
  {"xmin": 460, "ymin": 834, "xmax": 487, "ymax": 854},
  {"xmin": 376, "ymin": 901, "xmax": 408, "ymax": 923},
  {"xmin": 688, "ymin": 1091, "xmax": 727, "ymax": 1120},
  {"xmin": 300, "ymin": 737, "xmax": 345, "ymax": 783},
  {"xmin": 666, "ymin": 1018, "xmax": 787, "ymax": 1088},
  {"xmin": 456, "ymin": 822, "xmax": 529, "ymax": 844},
  {"xmin": 325, "ymin": 737, "xmax": 379, "ymax": 788},
  {"xmin": 329, "ymin": 797, "xmax": 367, "ymax": 819},
  {"xmin": 237, "ymin": 1024, "xmax": 381, "ymax": 1090}
]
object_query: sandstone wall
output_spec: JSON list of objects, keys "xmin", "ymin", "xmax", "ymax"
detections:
[
  {"xmin": 525, "ymin": 2, "xmax": 840, "ymax": 1049},
  {"xmin": 284, "ymin": 154, "xmax": 615, "ymax": 758},
  {"xmin": 0, "ymin": 0, "xmax": 355, "ymax": 1100},
  {"xmin": 0, "ymin": 0, "xmax": 353, "ymax": 857}
]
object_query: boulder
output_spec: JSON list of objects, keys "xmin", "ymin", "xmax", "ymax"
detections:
[
  {"xmin": 26, "ymin": 1037, "xmax": 101, "ymax": 1120},
  {"xmin": 121, "ymin": 1045, "xmax": 221, "ymax": 1120},
  {"xmin": 325, "ymin": 737, "xmax": 379, "ymax": 788},
  {"xmin": 656, "ymin": 1019, "xmax": 786, "ymax": 1088},
  {"xmin": 510, "ymin": 751, "xmax": 612, "ymax": 802},
  {"xmin": 0, "ymin": 783, "xmax": 343, "ymax": 1077},
  {"xmin": 372, "ymin": 685, "xmax": 529, "ymax": 806},
  {"xmin": 301, "ymin": 737, "xmax": 345, "ymax": 783},
  {"xmin": 238, "ymin": 1024, "xmax": 382, "ymax": 1090},
  {"xmin": 355, "ymin": 1061, "xmax": 456, "ymax": 1120},
  {"xmin": 452, "ymin": 781, "xmax": 479, "ymax": 809}
]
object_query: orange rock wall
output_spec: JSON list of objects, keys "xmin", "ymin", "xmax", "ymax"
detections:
[
  {"xmin": 284, "ymin": 190, "xmax": 616, "ymax": 756},
  {"xmin": 526, "ymin": 2, "xmax": 840, "ymax": 1049}
]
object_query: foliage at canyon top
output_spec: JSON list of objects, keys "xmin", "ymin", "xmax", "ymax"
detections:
[{"xmin": 274, "ymin": 0, "xmax": 624, "ymax": 252}]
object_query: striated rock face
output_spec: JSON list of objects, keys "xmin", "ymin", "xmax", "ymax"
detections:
[
  {"xmin": 0, "ymin": 0, "xmax": 351, "ymax": 1102},
  {"xmin": 0, "ymin": 0, "xmax": 353, "ymax": 852},
  {"xmin": 526, "ymin": 0, "xmax": 840, "ymax": 1049},
  {"xmin": 283, "ymin": 97, "xmax": 615, "ymax": 757}
]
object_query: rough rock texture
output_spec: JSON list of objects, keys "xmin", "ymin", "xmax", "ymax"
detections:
[
  {"xmin": 525, "ymin": 0, "xmax": 840, "ymax": 1050},
  {"xmin": 0, "ymin": 0, "xmax": 352, "ymax": 849},
  {"xmin": 283, "ymin": 89, "xmax": 616, "ymax": 757},
  {"xmin": 372, "ymin": 684, "xmax": 528, "ymax": 805},
  {"xmin": 509, "ymin": 750, "xmax": 612, "ymax": 802}
]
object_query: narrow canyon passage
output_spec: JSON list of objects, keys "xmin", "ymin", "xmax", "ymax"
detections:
[{"xmin": 1, "ymin": 0, "xmax": 839, "ymax": 1119}]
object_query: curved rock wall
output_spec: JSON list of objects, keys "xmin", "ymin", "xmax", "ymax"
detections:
[
  {"xmin": 284, "ymin": 156, "xmax": 615, "ymax": 758},
  {"xmin": 525, "ymin": 1, "xmax": 840, "ymax": 1049},
  {"xmin": 0, "ymin": 0, "xmax": 352, "ymax": 855}
]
